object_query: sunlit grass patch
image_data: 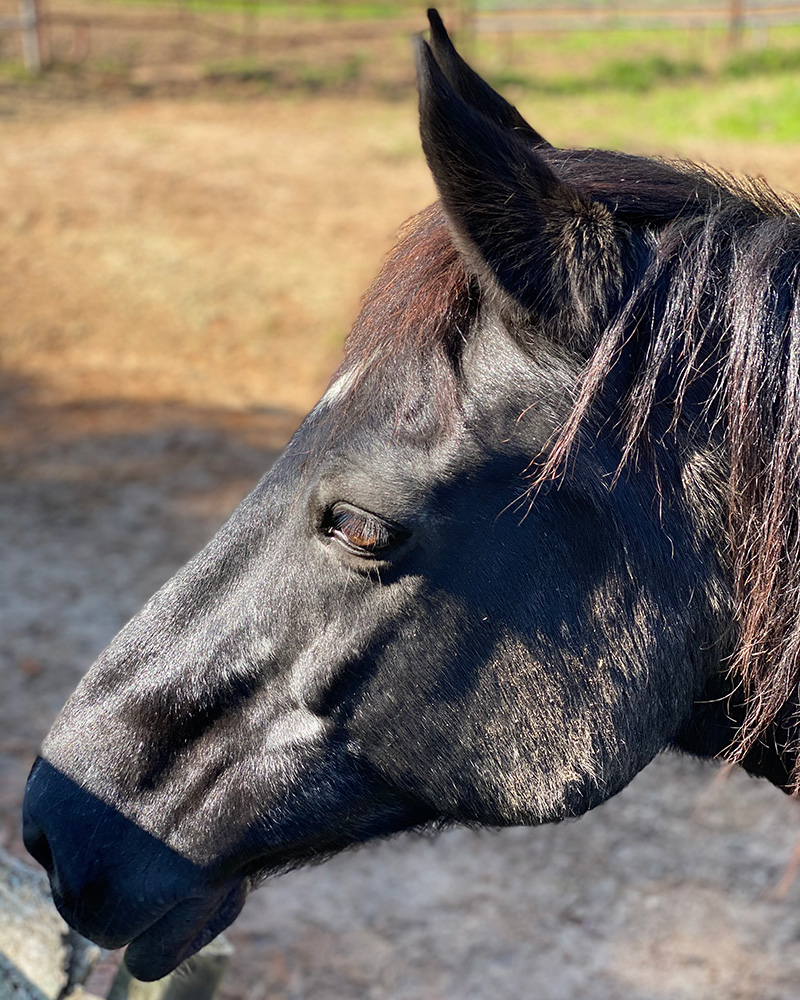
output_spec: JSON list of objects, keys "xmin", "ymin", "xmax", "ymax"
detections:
[
  {"xmin": 519, "ymin": 70, "xmax": 800, "ymax": 150},
  {"xmin": 714, "ymin": 77, "xmax": 800, "ymax": 141},
  {"xmin": 487, "ymin": 52, "xmax": 706, "ymax": 95}
]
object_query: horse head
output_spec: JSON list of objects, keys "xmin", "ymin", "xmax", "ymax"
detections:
[{"xmin": 23, "ymin": 10, "xmax": 800, "ymax": 981}]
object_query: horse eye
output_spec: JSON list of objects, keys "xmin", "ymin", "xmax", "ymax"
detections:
[{"xmin": 323, "ymin": 503, "xmax": 405, "ymax": 558}]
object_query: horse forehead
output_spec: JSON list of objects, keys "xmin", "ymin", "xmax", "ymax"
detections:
[
  {"xmin": 303, "ymin": 406, "xmax": 469, "ymax": 492},
  {"xmin": 309, "ymin": 345, "xmax": 460, "ymax": 435}
]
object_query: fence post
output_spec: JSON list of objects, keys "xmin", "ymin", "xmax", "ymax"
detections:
[
  {"xmin": 18, "ymin": 0, "xmax": 41, "ymax": 72},
  {"xmin": 729, "ymin": 0, "xmax": 745, "ymax": 46}
]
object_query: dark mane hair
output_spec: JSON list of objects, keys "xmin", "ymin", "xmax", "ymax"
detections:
[{"xmin": 537, "ymin": 151, "xmax": 800, "ymax": 788}]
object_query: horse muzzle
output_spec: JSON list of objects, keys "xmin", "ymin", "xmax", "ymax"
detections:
[{"xmin": 22, "ymin": 757, "xmax": 245, "ymax": 980}]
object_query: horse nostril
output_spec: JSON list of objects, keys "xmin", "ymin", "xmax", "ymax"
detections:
[{"xmin": 24, "ymin": 824, "xmax": 54, "ymax": 874}]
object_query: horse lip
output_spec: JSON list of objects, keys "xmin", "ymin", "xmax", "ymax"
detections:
[
  {"xmin": 48, "ymin": 888, "xmax": 135, "ymax": 951},
  {"xmin": 123, "ymin": 879, "xmax": 247, "ymax": 982}
]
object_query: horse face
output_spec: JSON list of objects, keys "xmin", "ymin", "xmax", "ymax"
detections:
[
  {"xmin": 23, "ymin": 291, "xmax": 718, "ymax": 980},
  {"xmin": 23, "ymin": 14, "xmax": 728, "ymax": 983}
]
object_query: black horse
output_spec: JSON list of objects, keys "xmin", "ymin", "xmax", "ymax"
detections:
[{"xmin": 22, "ymin": 9, "xmax": 800, "ymax": 982}]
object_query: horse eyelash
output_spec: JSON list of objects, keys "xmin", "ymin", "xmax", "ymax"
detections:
[{"xmin": 324, "ymin": 504, "xmax": 400, "ymax": 556}]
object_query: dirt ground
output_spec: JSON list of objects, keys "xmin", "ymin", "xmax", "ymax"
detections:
[{"xmin": 6, "ymin": 64, "xmax": 800, "ymax": 1000}]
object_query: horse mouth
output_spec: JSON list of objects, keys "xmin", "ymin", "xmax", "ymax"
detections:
[{"xmin": 123, "ymin": 880, "xmax": 247, "ymax": 982}]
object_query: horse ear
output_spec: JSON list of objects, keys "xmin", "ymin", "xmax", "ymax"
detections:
[
  {"xmin": 426, "ymin": 9, "xmax": 549, "ymax": 147},
  {"xmin": 416, "ymin": 37, "xmax": 627, "ymax": 335}
]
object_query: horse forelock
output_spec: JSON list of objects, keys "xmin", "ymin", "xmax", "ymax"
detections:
[
  {"xmin": 348, "ymin": 202, "xmax": 474, "ymax": 366},
  {"xmin": 322, "ymin": 203, "xmax": 476, "ymax": 436}
]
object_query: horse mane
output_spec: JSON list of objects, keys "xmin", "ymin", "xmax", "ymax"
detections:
[
  {"xmin": 539, "ymin": 151, "xmax": 800, "ymax": 789},
  {"xmin": 546, "ymin": 146, "xmax": 800, "ymax": 223},
  {"xmin": 331, "ymin": 203, "xmax": 474, "ymax": 438}
]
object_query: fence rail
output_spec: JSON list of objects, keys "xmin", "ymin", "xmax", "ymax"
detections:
[
  {"xmin": 2, "ymin": 1, "xmax": 800, "ymax": 75},
  {"xmin": 477, "ymin": 2, "xmax": 800, "ymax": 31}
]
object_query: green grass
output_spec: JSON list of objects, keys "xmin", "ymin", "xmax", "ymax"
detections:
[
  {"xmin": 205, "ymin": 51, "xmax": 368, "ymax": 90},
  {"xmin": 485, "ymin": 33, "xmax": 800, "ymax": 94},
  {"xmin": 15, "ymin": 4, "xmax": 800, "ymax": 147},
  {"xmin": 487, "ymin": 52, "xmax": 706, "ymax": 95},
  {"xmin": 602, "ymin": 53, "xmax": 705, "ymax": 91},
  {"xmin": 204, "ymin": 57, "xmax": 277, "ymax": 87},
  {"xmin": 296, "ymin": 53, "xmax": 367, "ymax": 90},
  {"xmin": 724, "ymin": 46, "xmax": 800, "ymax": 78},
  {"xmin": 0, "ymin": 61, "xmax": 40, "ymax": 83},
  {"xmin": 714, "ymin": 78, "xmax": 800, "ymax": 141},
  {"xmin": 473, "ymin": 29, "xmax": 800, "ymax": 143},
  {"xmin": 510, "ymin": 72, "xmax": 800, "ymax": 150}
]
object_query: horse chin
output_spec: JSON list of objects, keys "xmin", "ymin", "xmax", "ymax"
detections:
[{"xmin": 123, "ymin": 880, "xmax": 247, "ymax": 982}]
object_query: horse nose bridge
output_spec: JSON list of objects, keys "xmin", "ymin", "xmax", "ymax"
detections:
[
  {"xmin": 85, "ymin": 593, "xmax": 280, "ymax": 718},
  {"xmin": 41, "ymin": 608, "xmax": 292, "ymax": 808}
]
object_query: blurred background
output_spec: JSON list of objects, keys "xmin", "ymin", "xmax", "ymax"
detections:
[{"xmin": 3, "ymin": 2, "xmax": 800, "ymax": 998}]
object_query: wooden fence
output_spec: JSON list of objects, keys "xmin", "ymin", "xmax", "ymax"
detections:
[
  {"xmin": 0, "ymin": 0, "xmax": 42, "ymax": 71},
  {"xmin": 2, "ymin": 0, "xmax": 800, "ymax": 75}
]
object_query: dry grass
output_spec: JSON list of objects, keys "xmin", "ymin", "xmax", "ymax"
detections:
[
  {"xmin": 3, "ymin": 86, "xmax": 800, "ymax": 424},
  {"xmin": 1, "ymin": 8, "xmax": 800, "ymax": 428},
  {"xmin": 0, "ymin": 95, "xmax": 436, "ymax": 415}
]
